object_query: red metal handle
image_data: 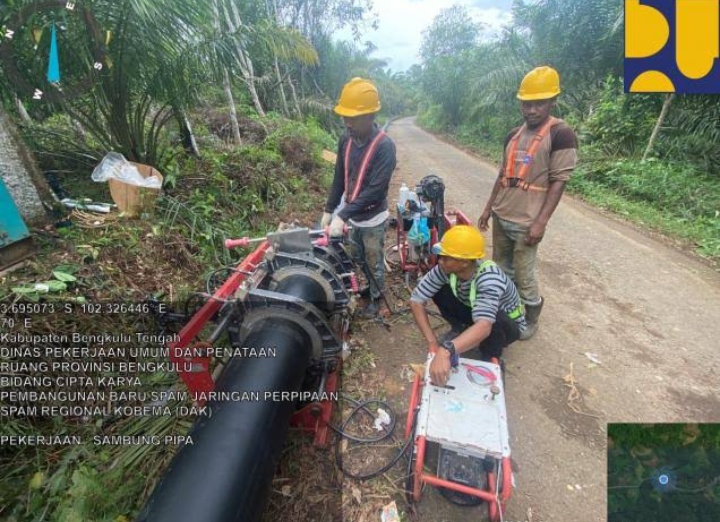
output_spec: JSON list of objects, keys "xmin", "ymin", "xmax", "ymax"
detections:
[
  {"xmin": 461, "ymin": 363, "xmax": 497, "ymax": 382},
  {"xmin": 224, "ymin": 237, "xmax": 251, "ymax": 248},
  {"xmin": 225, "ymin": 236, "xmax": 268, "ymax": 249}
]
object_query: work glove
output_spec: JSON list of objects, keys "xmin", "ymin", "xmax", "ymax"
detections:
[
  {"xmin": 329, "ymin": 215, "xmax": 345, "ymax": 237},
  {"xmin": 320, "ymin": 212, "xmax": 332, "ymax": 228}
]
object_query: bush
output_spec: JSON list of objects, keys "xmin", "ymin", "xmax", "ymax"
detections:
[
  {"xmin": 570, "ymin": 150, "xmax": 720, "ymax": 259},
  {"xmin": 416, "ymin": 104, "xmax": 451, "ymax": 132},
  {"xmin": 583, "ymin": 77, "xmax": 660, "ymax": 157}
]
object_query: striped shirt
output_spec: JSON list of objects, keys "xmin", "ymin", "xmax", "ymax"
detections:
[{"xmin": 411, "ymin": 261, "xmax": 526, "ymax": 327}]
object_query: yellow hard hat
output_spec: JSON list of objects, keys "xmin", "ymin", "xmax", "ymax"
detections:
[
  {"xmin": 432, "ymin": 225, "xmax": 485, "ymax": 259},
  {"xmin": 517, "ymin": 66, "xmax": 561, "ymax": 101},
  {"xmin": 334, "ymin": 77, "xmax": 381, "ymax": 117}
]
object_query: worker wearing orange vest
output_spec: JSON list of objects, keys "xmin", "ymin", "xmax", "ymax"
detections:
[
  {"xmin": 478, "ymin": 66, "xmax": 578, "ymax": 340},
  {"xmin": 320, "ymin": 78, "xmax": 397, "ymax": 318}
]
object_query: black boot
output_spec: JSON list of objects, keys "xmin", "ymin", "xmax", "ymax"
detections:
[{"xmin": 519, "ymin": 297, "xmax": 544, "ymax": 340}]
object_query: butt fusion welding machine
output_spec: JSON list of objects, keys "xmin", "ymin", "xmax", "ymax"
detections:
[
  {"xmin": 405, "ymin": 356, "xmax": 514, "ymax": 520},
  {"xmin": 138, "ymin": 226, "xmax": 357, "ymax": 522}
]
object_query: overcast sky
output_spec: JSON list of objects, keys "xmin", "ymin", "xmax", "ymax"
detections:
[{"xmin": 338, "ymin": 0, "xmax": 514, "ymax": 72}]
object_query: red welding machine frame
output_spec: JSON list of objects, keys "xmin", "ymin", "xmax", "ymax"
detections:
[
  {"xmin": 404, "ymin": 360, "xmax": 513, "ymax": 521},
  {"xmin": 396, "ymin": 210, "xmax": 473, "ymax": 275}
]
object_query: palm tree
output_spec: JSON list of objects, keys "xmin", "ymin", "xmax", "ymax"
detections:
[{"xmin": 1, "ymin": 0, "xmax": 320, "ymax": 164}]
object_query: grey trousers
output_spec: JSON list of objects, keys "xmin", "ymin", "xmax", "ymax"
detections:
[
  {"xmin": 491, "ymin": 215, "xmax": 541, "ymax": 305},
  {"xmin": 348, "ymin": 220, "xmax": 386, "ymax": 301}
]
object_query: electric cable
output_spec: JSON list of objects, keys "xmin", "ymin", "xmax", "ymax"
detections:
[
  {"xmin": 384, "ymin": 243, "xmax": 399, "ymax": 267},
  {"xmin": 205, "ymin": 266, "xmax": 253, "ymax": 294},
  {"xmin": 329, "ymin": 396, "xmax": 413, "ymax": 481},
  {"xmin": 404, "ymin": 407, "xmax": 421, "ymax": 505}
]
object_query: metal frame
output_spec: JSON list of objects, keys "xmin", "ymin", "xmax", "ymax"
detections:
[
  {"xmin": 404, "ymin": 355, "xmax": 513, "ymax": 521},
  {"xmin": 396, "ymin": 209, "xmax": 473, "ymax": 276},
  {"xmin": 166, "ymin": 235, "xmax": 349, "ymax": 448}
]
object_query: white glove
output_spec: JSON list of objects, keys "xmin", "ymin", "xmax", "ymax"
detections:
[
  {"xmin": 329, "ymin": 215, "xmax": 345, "ymax": 237},
  {"xmin": 320, "ymin": 212, "xmax": 332, "ymax": 228}
]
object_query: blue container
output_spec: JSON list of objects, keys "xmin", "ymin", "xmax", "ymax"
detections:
[{"xmin": 0, "ymin": 177, "xmax": 31, "ymax": 248}]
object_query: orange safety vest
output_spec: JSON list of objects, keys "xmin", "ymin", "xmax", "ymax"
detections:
[
  {"xmin": 343, "ymin": 131, "xmax": 386, "ymax": 202},
  {"xmin": 500, "ymin": 117, "xmax": 556, "ymax": 192}
]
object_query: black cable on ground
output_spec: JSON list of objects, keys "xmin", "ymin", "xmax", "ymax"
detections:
[{"xmin": 329, "ymin": 396, "xmax": 413, "ymax": 481}]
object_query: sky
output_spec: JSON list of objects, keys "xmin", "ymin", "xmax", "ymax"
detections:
[{"xmin": 338, "ymin": 0, "xmax": 514, "ymax": 72}]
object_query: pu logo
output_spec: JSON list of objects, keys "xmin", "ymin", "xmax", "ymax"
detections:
[{"xmin": 624, "ymin": 0, "xmax": 720, "ymax": 93}]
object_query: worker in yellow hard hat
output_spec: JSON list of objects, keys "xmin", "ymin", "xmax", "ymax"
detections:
[
  {"xmin": 320, "ymin": 78, "xmax": 397, "ymax": 318},
  {"xmin": 478, "ymin": 66, "xmax": 578, "ymax": 340},
  {"xmin": 409, "ymin": 225, "xmax": 527, "ymax": 386}
]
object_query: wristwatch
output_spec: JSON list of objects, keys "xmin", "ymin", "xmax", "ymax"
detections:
[{"xmin": 441, "ymin": 340, "xmax": 459, "ymax": 368}]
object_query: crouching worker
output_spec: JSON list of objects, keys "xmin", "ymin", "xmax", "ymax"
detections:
[{"xmin": 409, "ymin": 225, "xmax": 527, "ymax": 386}]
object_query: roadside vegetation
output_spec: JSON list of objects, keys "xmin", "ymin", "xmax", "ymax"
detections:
[{"xmin": 410, "ymin": 1, "xmax": 720, "ymax": 263}]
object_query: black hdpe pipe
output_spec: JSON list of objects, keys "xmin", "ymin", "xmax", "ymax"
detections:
[{"xmin": 137, "ymin": 275, "xmax": 326, "ymax": 522}]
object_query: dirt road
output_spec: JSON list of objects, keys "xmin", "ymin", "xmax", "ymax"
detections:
[{"xmin": 363, "ymin": 118, "xmax": 720, "ymax": 521}]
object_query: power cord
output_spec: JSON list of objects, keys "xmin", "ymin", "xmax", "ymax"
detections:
[{"xmin": 329, "ymin": 396, "xmax": 413, "ymax": 480}]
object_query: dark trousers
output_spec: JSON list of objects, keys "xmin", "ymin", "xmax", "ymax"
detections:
[{"xmin": 431, "ymin": 285, "xmax": 520, "ymax": 360}]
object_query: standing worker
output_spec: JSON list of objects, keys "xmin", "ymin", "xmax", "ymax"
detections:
[
  {"xmin": 320, "ymin": 78, "xmax": 397, "ymax": 318},
  {"xmin": 478, "ymin": 66, "xmax": 578, "ymax": 340},
  {"xmin": 409, "ymin": 225, "xmax": 526, "ymax": 386}
]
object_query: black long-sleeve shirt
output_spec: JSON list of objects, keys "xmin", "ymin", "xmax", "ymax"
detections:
[{"xmin": 325, "ymin": 125, "xmax": 396, "ymax": 222}]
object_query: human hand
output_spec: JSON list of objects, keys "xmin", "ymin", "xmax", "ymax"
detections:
[
  {"xmin": 320, "ymin": 212, "xmax": 332, "ymax": 228},
  {"xmin": 427, "ymin": 339, "xmax": 440, "ymax": 354},
  {"xmin": 478, "ymin": 209, "xmax": 492, "ymax": 231},
  {"xmin": 429, "ymin": 350, "xmax": 453, "ymax": 386},
  {"xmin": 329, "ymin": 215, "xmax": 345, "ymax": 237},
  {"xmin": 525, "ymin": 221, "xmax": 546, "ymax": 245}
]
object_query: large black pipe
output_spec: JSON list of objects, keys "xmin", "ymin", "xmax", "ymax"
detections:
[
  {"xmin": 274, "ymin": 273, "xmax": 328, "ymax": 310},
  {"xmin": 137, "ymin": 274, "xmax": 325, "ymax": 522}
]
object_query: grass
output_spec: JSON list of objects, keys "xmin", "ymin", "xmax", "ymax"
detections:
[
  {"xmin": 568, "ymin": 149, "xmax": 720, "ymax": 261},
  {"xmin": 416, "ymin": 116, "xmax": 720, "ymax": 265}
]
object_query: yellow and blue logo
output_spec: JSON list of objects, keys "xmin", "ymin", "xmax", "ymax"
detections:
[{"xmin": 625, "ymin": 0, "xmax": 719, "ymax": 93}]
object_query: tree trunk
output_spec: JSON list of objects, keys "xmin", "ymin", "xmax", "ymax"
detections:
[
  {"xmin": 266, "ymin": 0, "xmax": 291, "ymax": 117},
  {"xmin": 241, "ymin": 62, "xmax": 266, "ymax": 117},
  {"xmin": 214, "ymin": 0, "xmax": 243, "ymax": 142},
  {"xmin": 183, "ymin": 114, "xmax": 200, "ymax": 157},
  {"xmin": 642, "ymin": 93, "xmax": 674, "ymax": 162},
  {"xmin": 274, "ymin": 58, "xmax": 290, "ymax": 116},
  {"xmin": 71, "ymin": 118, "xmax": 87, "ymax": 142},
  {"xmin": 224, "ymin": 1, "xmax": 266, "ymax": 117},
  {"xmin": 13, "ymin": 94, "xmax": 32, "ymax": 123},
  {"xmin": 287, "ymin": 75, "xmax": 302, "ymax": 118},
  {"xmin": 223, "ymin": 68, "xmax": 242, "ymax": 144},
  {"xmin": 0, "ymin": 107, "xmax": 52, "ymax": 223},
  {"xmin": 174, "ymin": 107, "xmax": 200, "ymax": 157}
]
